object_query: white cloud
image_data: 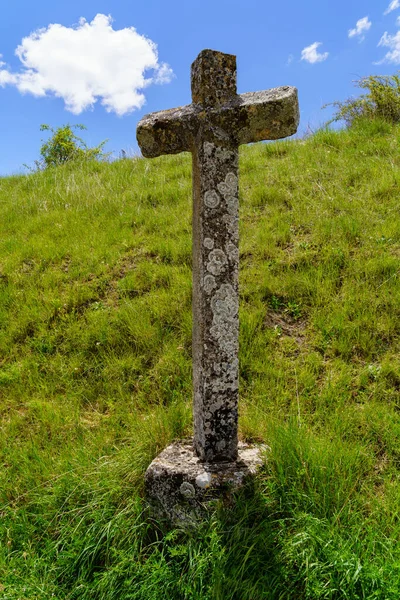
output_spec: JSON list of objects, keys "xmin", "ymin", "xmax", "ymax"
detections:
[
  {"xmin": 301, "ymin": 42, "xmax": 329, "ymax": 64},
  {"xmin": 0, "ymin": 14, "xmax": 173, "ymax": 115},
  {"xmin": 0, "ymin": 56, "xmax": 17, "ymax": 85},
  {"xmin": 348, "ymin": 16, "xmax": 372, "ymax": 40},
  {"xmin": 384, "ymin": 0, "xmax": 400, "ymax": 15},
  {"xmin": 286, "ymin": 54, "xmax": 294, "ymax": 66},
  {"xmin": 377, "ymin": 30, "xmax": 400, "ymax": 63}
]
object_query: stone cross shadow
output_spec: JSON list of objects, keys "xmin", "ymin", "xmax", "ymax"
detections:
[{"xmin": 137, "ymin": 49, "xmax": 299, "ymax": 524}]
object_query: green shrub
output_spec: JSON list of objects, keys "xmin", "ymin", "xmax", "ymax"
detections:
[
  {"xmin": 38, "ymin": 123, "xmax": 108, "ymax": 169},
  {"xmin": 327, "ymin": 73, "xmax": 400, "ymax": 126}
]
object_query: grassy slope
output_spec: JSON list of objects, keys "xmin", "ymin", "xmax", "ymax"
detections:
[{"xmin": 0, "ymin": 119, "xmax": 399, "ymax": 599}]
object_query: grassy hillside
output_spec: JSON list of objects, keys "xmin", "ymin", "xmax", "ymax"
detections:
[{"xmin": 0, "ymin": 118, "xmax": 400, "ymax": 599}]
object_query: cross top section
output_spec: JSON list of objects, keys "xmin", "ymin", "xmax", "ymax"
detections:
[
  {"xmin": 191, "ymin": 50, "xmax": 237, "ymax": 107},
  {"xmin": 137, "ymin": 49, "xmax": 299, "ymax": 159}
]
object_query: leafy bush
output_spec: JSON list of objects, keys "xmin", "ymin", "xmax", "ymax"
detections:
[
  {"xmin": 327, "ymin": 73, "xmax": 400, "ymax": 126},
  {"xmin": 38, "ymin": 123, "xmax": 108, "ymax": 169}
]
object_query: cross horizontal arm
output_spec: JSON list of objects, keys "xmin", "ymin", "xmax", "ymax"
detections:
[
  {"xmin": 136, "ymin": 104, "xmax": 199, "ymax": 158},
  {"xmin": 137, "ymin": 86, "xmax": 299, "ymax": 159},
  {"xmin": 234, "ymin": 86, "xmax": 299, "ymax": 144}
]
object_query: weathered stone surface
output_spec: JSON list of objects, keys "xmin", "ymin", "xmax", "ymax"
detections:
[
  {"xmin": 191, "ymin": 49, "xmax": 237, "ymax": 107},
  {"xmin": 145, "ymin": 441, "xmax": 268, "ymax": 525},
  {"xmin": 235, "ymin": 88, "xmax": 300, "ymax": 144},
  {"xmin": 136, "ymin": 48, "xmax": 299, "ymax": 474},
  {"xmin": 192, "ymin": 139, "xmax": 239, "ymax": 461},
  {"xmin": 136, "ymin": 50, "xmax": 299, "ymax": 160},
  {"xmin": 136, "ymin": 104, "xmax": 197, "ymax": 158},
  {"xmin": 137, "ymin": 87, "xmax": 299, "ymax": 159}
]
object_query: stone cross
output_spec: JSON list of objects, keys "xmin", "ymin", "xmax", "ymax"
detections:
[{"xmin": 137, "ymin": 50, "xmax": 299, "ymax": 465}]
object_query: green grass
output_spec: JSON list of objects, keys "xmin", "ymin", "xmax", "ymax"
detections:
[{"xmin": 1, "ymin": 117, "xmax": 400, "ymax": 598}]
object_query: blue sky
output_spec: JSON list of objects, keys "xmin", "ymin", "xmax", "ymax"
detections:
[{"xmin": 1, "ymin": 0, "xmax": 400, "ymax": 175}]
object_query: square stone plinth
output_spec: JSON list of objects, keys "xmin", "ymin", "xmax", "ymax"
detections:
[{"xmin": 145, "ymin": 440, "xmax": 267, "ymax": 526}]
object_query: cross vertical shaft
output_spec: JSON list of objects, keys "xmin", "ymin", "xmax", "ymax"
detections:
[
  {"xmin": 190, "ymin": 50, "xmax": 241, "ymax": 462},
  {"xmin": 192, "ymin": 139, "xmax": 239, "ymax": 462}
]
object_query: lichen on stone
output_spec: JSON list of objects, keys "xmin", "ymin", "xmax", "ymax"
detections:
[
  {"xmin": 195, "ymin": 472, "xmax": 212, "ymax": 489},
  {"xmin": 217, "ymin": 172, "xmax": 238, "ymax": 216},
  {"xmin": 210, "ymin": 283, "xmax": 238, "ymax": 355},
  {"xmin": 180, "ymin": 482, "xmax": 196, "ymax": 498},
  {"xmin": 215, "ymin": 147, "xmax": 235, "ymax": 161},
  {"xmin": 222, "ymin": 214, "xmax": 239, "ymax": 241},
  {"xmin": 225, "ymin": 241, "xmax": 239, "ymax": 262},
  {"xmin": 203, "ymin": 141, "xmax": 214, "ymax": 156},
  {"xmin": 217, "ymin": 172, "xmax": 238, "ymax": 196},
  {"xmin": 203, "ymin": 274, "xmax": 217, "ymax": 294},
  {"xmin": 206, "ymin": 249, "xmax": 227, "ymax": 276},
  {"xmin": 204, "ymin": 189, "xmax": 220, "ymax": 209}
]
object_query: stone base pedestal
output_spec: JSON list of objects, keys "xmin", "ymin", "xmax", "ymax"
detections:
[{"xmin": 145, "ymin": 440, "xmax": 267, "ymax": 526}]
